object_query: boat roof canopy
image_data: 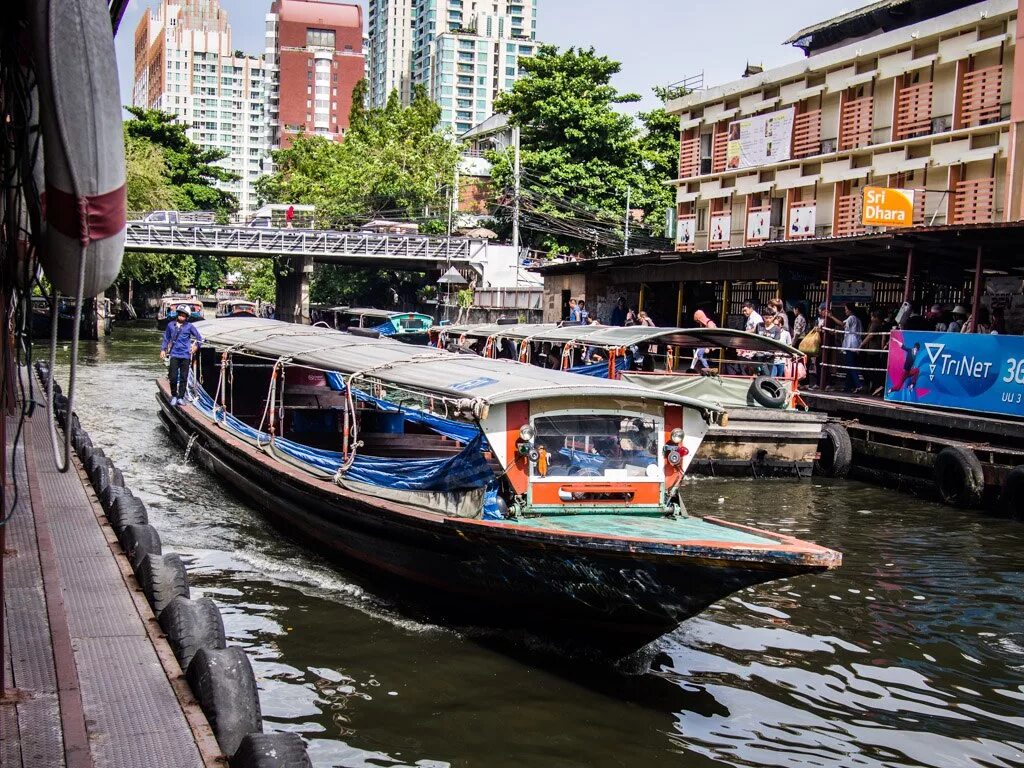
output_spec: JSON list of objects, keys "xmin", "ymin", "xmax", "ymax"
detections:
[
  {"xmin": 198, "ymin": 318, "xmax": 721, "ymax": 414},
  {"xmin": 345, "ymin": 308, "xmax": 432, "ymax": 319},
  {"xmin": 434, "ymin": 323, "xmax": 801, "ymax": 355}
]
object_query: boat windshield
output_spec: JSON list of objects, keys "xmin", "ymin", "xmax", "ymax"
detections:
[
  {"xmin": 530, "ymin": 413, "xmax": 662, "ymax": 480},
  {"xmin": 395, "ymin": 315, "xmax": 431, "ymax": 331}
]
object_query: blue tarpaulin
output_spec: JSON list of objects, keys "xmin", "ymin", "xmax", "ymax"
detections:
[
  {"xmin": 323, "ymin": 372, "xmax": 481, "ymax": 442},
  {"xmin": 568, "ymin": 357, "xmax": 626, "ymax": 379},
  {"xmin": 190, "ymin": 381, "xmax": 497, "ymax": 499},
  {"xmin": 373, "ymin": 321, "xmax": 397, "ymax": 336}
]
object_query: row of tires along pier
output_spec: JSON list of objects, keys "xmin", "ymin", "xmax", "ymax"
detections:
[{"xmin": 36, "ymin": 362, "xmax": 312, "ymax": 768}]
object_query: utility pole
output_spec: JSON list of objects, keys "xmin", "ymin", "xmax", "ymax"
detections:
[
  {"xmin": 623, "ymin": 186, "xmax": 631, "ymax": 257},
  {"xmin": 512, "ymin": 124, "xmax": 521, "ymax": 285}
]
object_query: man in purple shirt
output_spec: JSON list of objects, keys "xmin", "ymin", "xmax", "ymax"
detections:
[{"xmin": 160, "ymin": 306, "xmax": 203, "ymax": 406}]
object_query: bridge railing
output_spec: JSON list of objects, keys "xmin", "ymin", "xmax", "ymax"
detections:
[{"xmin": 124, "ymin": 222, "xmax": 488, "ymax": 265}]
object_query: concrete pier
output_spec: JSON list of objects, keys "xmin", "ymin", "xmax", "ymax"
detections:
[{"xmin": 1, "ymin": 403, "xmax": 220, "ymax": 767}]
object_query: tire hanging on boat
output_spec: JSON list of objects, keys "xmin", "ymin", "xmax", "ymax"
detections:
[
  {"xmin": 186, "ymin": 647, "xmax": 263, "ymax": 758},
  {"xmin": 749, "ymin": 375, "xmax": 787, "ymax": 409},
  {"xmin": 814, "ymin": 422, "xmax": 852, "ymax": 478},
  {"xmin": 933, "ymin": 446, "xmax": 985, "ymax": 508}
]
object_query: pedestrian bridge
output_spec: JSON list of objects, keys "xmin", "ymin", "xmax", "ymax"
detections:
[{"xmin": 124, "ymin": 222, "xmax": 489, "ymax": 273}]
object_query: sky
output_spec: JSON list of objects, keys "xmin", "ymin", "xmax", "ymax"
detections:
[{"xmin": 115, "ymin": 0, "xmax": 858, "ymax": 114}]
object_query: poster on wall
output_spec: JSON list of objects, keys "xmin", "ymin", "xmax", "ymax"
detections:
[
  {"xmin": 886, "ymin": 330, "xmax": 1024, "ymax": 418},
  {"xmin": 831, "ymin": 281, "xmax": 874, "ymax": 303},
  {"xmin": 788, "ymin": 203, "xmax": 816, "ymax": 238},
  {"xmin": 726, "ymin": 108, "xmax": 796, "ymax": 170},
  {"xmin": 746, "ymin": 209, "xmax": 769, "ymax": 242},
  {"xmin": 709, "ymin": 214, "xmax": 732, "ymax": 246},
  {"xmin": 676, "ymin": 216, "xmax": 696, "ymax": 247}
]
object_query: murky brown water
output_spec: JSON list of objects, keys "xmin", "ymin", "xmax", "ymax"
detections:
[{"xmin": 44, "ymin": 326, "xmax": 1024, "ymax": 768}]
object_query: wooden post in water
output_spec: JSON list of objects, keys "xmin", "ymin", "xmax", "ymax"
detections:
[
  {"xmin": 822, "ymin": 256, "xmax": 835, "ymax": 389},
  {"xmin": 970, "ymin": 246, "xmax": 984, "ymax": 332},
  {"xmin": 902, "ymin": 247, "xmax": 915, "ymax": 305}
]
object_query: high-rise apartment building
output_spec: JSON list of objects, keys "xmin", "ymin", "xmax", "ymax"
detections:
[
  {"xmin": 265, "ymin": 0, "xmax": 365, "ymax": 148},
  {"xmin": 133, "ymin": 0, "xmax": 269, "ymax": 214},
  {"xmin": 367, "ymin": 0, "xmax": 539, "ymax": 133},
  {"xmin": 367, "ymin": 0, "xmax": 413, "ymax": 107}
]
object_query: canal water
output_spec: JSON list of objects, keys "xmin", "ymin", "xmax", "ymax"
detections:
[{"xmin": 43, "ymin": 326, "xmax": 1024, "ymax": 768}]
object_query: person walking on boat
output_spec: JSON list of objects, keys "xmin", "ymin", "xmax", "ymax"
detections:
[{"xmin": 160, "ymin": 306, "xmax": 203, "ymax": 407}]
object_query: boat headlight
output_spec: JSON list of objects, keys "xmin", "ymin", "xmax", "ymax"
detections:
[
  {"xmin": 670, "ymin": 427, "xmax": 685, "ymax": 445},
  {"xmin": 527, "ymin": 447, "xmax": 540, "ymax": 463},
  {"xmin": 665, "ymin": 448, "xmax": 683, "ymax": 467},
  {"xmin": 518, "ymin": 424, "xmax": 536, "ymax": 443}
]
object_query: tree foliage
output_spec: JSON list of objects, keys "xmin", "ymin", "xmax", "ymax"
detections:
[
  {"xmin": 256, "ymin": 82, "xmax": 459, "ymax": 229},
  {"xmin": 491, "ymin": 46, "xmax": 675, "ymax": 255},
  {"xmin": 125, "ymin": 132, "xmax": 173, "ymax": 212},
  {"xmin": 226, "ymin": 257, "xmax": 276, "ymax": 303},
  {"xmin": 124, "ymin": 106, "xmax": 239, "ymax": 217},
  {"xmin": 310, "ymin": 265, "xmax": 424, "ymax": 309}
]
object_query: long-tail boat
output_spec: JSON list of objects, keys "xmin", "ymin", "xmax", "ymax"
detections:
[
  {"xmin": 431, "ymin": 323, "xmax": 841, "ymax": 478},
  {"xmin": 158, "ymin": 318, "xmax": 841, "ymax": 654}
]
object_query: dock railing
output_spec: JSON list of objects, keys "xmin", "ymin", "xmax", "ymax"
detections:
[{"xmin": 818, "ymin": 326, "xmax": 892, "ymax": 393}]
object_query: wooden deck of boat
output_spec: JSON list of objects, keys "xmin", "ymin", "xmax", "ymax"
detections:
[
  {"xmin": 511, "ymin": 514, "xmax": 780, "ymax": 544},
  {"xmin": 1, "ymin": 408, "xmax": 218, "ymax": 767}
]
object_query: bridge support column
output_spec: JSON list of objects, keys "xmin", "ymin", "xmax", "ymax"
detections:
[{"xmin": 275, "ymin": 256, "xmax": 313, "ymax": 325}]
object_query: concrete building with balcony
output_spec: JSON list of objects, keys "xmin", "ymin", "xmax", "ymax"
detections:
[
  {"xmin": 533, "ymin": 0, "xmax": 1024, "ymax": 332},
  {"xmin": 265, "ymin": 0, "xmax": 365, "ymax": 149},
  {"xmin": 668, "ymin": 0, "xmax": 1019, "ymax": 252},
  {"xmin": 368, "ymin": 0, "xmax": 539, "ymax": 132},
  {"xmin": 132, "ymin": 0, "xmax": 269, "ymax": 214}
]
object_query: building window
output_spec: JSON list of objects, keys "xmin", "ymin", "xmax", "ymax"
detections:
[{"xmin": 306, "ymin": 28, "xmax": 336, "ymax": 49}]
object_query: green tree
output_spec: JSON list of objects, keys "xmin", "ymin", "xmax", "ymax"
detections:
[
  {"xmin": 226, "ymin": 257, "xmax": 276, "ymax": 303},
  {"xmin": 125, "ymin": 132, "xmax": 173, "ymax": 212},
  {"xmin": 491, "ymin": 46, "xmax": 672, "ymax": 255},
  {"xmin": 257, "ymin": 82, "xmax": 459, "ymax": 229},
  {"xmin": 123, "ymin": 106, "xmax": 239, "ymax": 218}
]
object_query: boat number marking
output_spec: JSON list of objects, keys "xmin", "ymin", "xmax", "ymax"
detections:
[{"xmin": 452, "ymin": 377, "xmax": 499, "ymax": 392}]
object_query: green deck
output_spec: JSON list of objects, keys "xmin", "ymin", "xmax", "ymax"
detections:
[{"xmin": 511, "ymin": 514, "xmax": 780, "ymax": 545}]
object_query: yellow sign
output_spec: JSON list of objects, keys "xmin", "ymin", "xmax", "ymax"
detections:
[{"xmin": 862, "ymin": 186, "xmax": 915, "ymax": 228}]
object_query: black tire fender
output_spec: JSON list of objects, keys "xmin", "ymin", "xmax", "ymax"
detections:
[
  {"xmin": 72, "ymin": 430, "xmax": 93, "ymax": 455},
  {"xmin": 159, "ymin": 596, "xmax": 226, "ymax": 673},
  {"xmin": 100, "ymin": 483, "xmax": 131, "ymax": 514},
  {"xmin": 999, "ymin": 465, "xmax": 1024, "ymax": 519},
  {"xmin": 83, "ymin": 449, "xmax": 107, "ymax": 478},
  {"xmin": 231, "ymin": 733, "xmax": 312, "ymax": 768},
  {"xmin": 89, "ymin": 458, "xmax": 114, "ymax": 496},
  {"xmin": 138, "ymin": 552, "xmax": 189, "ymax": 615},
  {"xmin": 815, "ymin": 422, "xmax": 852, "ymax": 479},
  {"xmin": 749, "ymin": 375, "xmax": 788, "ymax": 409},
  {"xmin": 110, "ymin": 493, "xmax": 148, "ymax": 533},
  {"xmin": 933, "ymin": 445, "xmax": 985, "ymax": 508},
  {"xmin": 186, "ymin": 647, "xmax": 262, "ymax": 757},
  {"xmin": 118, "ymin": 523, "xmax": 162, "ymax": 571}
]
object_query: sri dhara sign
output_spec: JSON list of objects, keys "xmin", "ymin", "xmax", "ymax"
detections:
[
  {"xmin": 725, "ymin": 108, "xmax": 795, "ymax": 170},
  {"xmin": 862, "ymin": 186, "xmax": 915, "ymax": 228},
  {"xmin": 885, "ymin": 330, "xmax": 1024, "ymax": 418}
]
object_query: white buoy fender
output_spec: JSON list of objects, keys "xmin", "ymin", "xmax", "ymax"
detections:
[{"xmin": 30, "ymin": 0, "xmax": 125, "ymax": 297}]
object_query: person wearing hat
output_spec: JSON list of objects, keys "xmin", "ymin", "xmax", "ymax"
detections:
[
  {"xmin": 948, "ymin": 305, "xmax": 968, "ymax": 334},
  {"xmin": 160, "ymin": 305, "xmax": 204, "ymax": 407}
]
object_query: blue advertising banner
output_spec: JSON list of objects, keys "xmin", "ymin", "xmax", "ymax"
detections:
[{"xmin": 885, "ymin": 330, "xmax": 1024, "ymax": 418}]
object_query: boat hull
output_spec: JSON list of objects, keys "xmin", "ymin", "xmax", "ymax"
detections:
[
  {"xmin": 690, "ymin": 408, "xmax": 826, "ymax": 477},
  {"xmin": 158, "ymin": 389, "xmax": 836, "ymax": 653}
]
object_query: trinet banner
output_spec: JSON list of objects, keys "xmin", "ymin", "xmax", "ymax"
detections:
[
  {"xmin": 725, "ymin": 108, "xmax": 795, "ymax": 170},
  {"xmin": 885, "ymin": 330, "xmax": 1024, "ymax": 417}
]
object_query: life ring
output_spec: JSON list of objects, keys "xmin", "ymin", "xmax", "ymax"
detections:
[
  {"xmin": 998, "ymin": 465, "xmax": 1024, "ymax": 519},
  {"xmin": 158, "ymin": 596, "xmax": 226, "ymax": 673},
  {"xmin": 749, "ymin": 375, "xmax": 788, "ymax": 409},
  {"xmin": 815, "ymin": 422, "xmax": 852, "ymax": 478},
  {"xmin": 933, "ymin": 446, "xmax": 985, "ymax": 508},
  {"xmin": 29, "ymin": 0, "xmax": 126, "ymax": 297},
  {"xmin": 185, "ymin": 647, "xmax": 263, "ymax": 757}
]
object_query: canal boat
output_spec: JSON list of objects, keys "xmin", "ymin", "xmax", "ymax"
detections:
[
  {"xmin": 31, "ymin": 295, "xmax": 114, "ymax": 340},
  {"xmin": 156, "ymin": 295, "xmax": 204, "ymax": 329},
  {"xmin": 215, "ymin": 299, "xmax": 259, "ymax": 319},
  {"xmin": 157, "ymin": 318, "xmax": 840, "ymax": 653},
  {"xmin": 336, "ymin": 308, "xmax": 434, "ymax": 344},
  {"xmin": 431, "ymin": 323, "xmax": 836, "ymax": 477}
]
